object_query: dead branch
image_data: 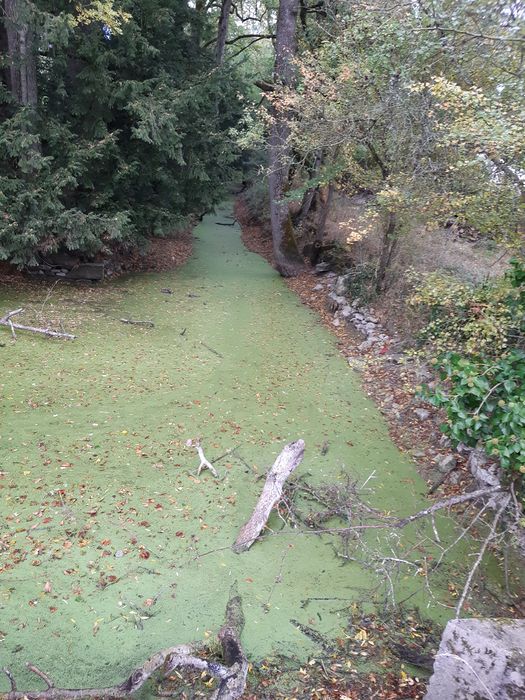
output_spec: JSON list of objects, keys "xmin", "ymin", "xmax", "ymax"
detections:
[
  {"xmin": 233, "ymin": 439, "xmax": 305, "ymax": 553},
  {"xmin": 212, "ymin": 583, "xmax": 248, "ymax": 699},
  {"xmin": 392, "ymin": 486, "xmax": 505, "ymax": 529},
  {"xmin": 200, "ymin": 341, "xmax": 223, "ymax": 358},
  {"xmin": 120, "ymin": 318, "xmax": 155, "ymax": 327},
  {"xmin": 0, "ymin": 309, "xmax": 75, "ymax": 340},
  {"xmin": 455, "ymin": 493, "xmax": 511, "ymax": 618},
  {"xmin": 0, "ymin": 585, "xmax": 247, "ymax": 700},
  {"xmin": 186, "ymin": 439, "xmax": 219, "ymax": 478}
]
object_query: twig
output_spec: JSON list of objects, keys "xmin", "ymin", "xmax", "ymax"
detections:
[
  {"xmin": 200, "ymin": 341, "xmax": 223, "ymax": 358},
  {"xmin": 0, "ymin": 309, "xmax": 75, "ymax": 340},
  {"xmin": 186, "ymin": 439, "xmax": 219, "ymax": 478},
  {"xmin": 455, "ymin": 494, "xmax": 510, "ymax": 618},
  {"xmin": 27, "ymin": 665, "xmax": 54, "ymax": 689},
  {"xmin": 212, "ymin": 446, "xmax": 239, "ymax": 464},
  {"xmin": 37, "ymin": 280, "xmax": 60, "ymax": 318},
  {"xmin": 2, "ymin": 668, "xmax": 16, "ymax": 692},
  {"xmin": 120, "ymin": 318, "xmax": 155, "ymax": 327},
  {"xmin": 393, "ymin": 486, "xmax": 504, "ymax": 529}
]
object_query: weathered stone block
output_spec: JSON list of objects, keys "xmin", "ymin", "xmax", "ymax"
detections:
[{"xmin": 425, "ymin": 618, "xmax": 525, "ymax": 700}]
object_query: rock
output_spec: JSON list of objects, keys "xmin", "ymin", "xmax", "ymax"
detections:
[
  {"xmin": 414, "ymin": 408, "xmax": 431, "ymax": 421},
  {"xmin": 365, "ymin": 322, "xmax": 378, "ymax": 333},
  {"xmin": 437, "ymin": 454, "xmax": 456, "ymax": 473},
  {"xmin": 367, "ymin": 316, "xmax": 378, "ymax": 323},
  {"xmin": 358, "ymin": 339, "xmax": 374, "ymax": 351},
  {"xmin": 449, "ymin": 471, "xmax": 461, "ymax": 485},
  {"xmin": 456, "ymin": 442, "xmax": 471, "ymax": 455},
  {"xmin": 347, "ymin": 357, "xmax": 366, "ymax": 373},
  {"xmin": 313, "ymin": 283, "xmax": 324, "ymax": 291},
  {"xmin": 439, "ymin": 434, "xmax": 452, "ymax": 448},
  {"xmin": 468, "ymin": 448, "xmax": 501, "ymax": 488},
  {"xmin": 315, "ymin": 262, "xmax": 332, "ymax": 273},
  {"xmin": 335, "ymin": 273, "xmax": 351, "ymax": 296},
  {"xmin": 340, "ymin": 306, "xmax": 353, "ymax": 318},
  {"xmin": 353, "ymin": 313, "xmax": 364, "ymax": 321},
  {"xmin": 385, "ymin": 353, "xmax": 404, "ymax": 364},
  {"xmin": 332, "ymin": 318, "xmax": 341, "ymax": 327},
  {"xmin": 410, "ymin": 449, "xmax": 426, "ymax": 458},
  {"xmin": 425, "ymin": 618, "xmax": 525, "ymax": 700},
  {"xmin": 328, "ymin": 292, "xmax": 346, "ymax": 307}
]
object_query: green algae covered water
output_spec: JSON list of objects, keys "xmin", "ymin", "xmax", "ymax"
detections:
[{"xmin": 0, "ymin": 205, "xmax": 498, "ymax": 693}]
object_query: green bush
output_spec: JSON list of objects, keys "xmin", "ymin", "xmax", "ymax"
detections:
[
  {"xmin": 415, "ymin": 259, "xmax": 525, "ymax": 484},
  {"xmin": 409, "ymin": 261, "xmax": 524, "ymax": 357},
  {"xmin": 423, "ymin": 351, "xmax": 525, "ymax": 480}
]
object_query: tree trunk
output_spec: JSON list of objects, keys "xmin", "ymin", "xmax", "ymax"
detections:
[
  {"xmin": 268, "ymin": 0, "xmax": 305, "ymax": 277},
  {"xmin": 375, "ymin": 210, "xmax": 399, "ymax": 295},
  {"xmin": 215, "ymin": 0, "xmax": 232, "ymax": 64},
  {"xmin": 315, "ymin": 182, "xmax": 334, "ymax": 244},
  {"xmin": 293, "ymin": 149, "xmax": 323, "ymax": 228},
  {"xmin": 3, "ymin": 0, "xmax": 38, "ymax": 108}
]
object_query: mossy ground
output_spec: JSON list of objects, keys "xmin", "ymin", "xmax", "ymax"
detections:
[{"xmin": 0, "ymin": 205, "xmax": 510, "ymax": 696}]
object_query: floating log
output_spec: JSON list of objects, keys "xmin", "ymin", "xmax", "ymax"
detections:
[{"xmin": 233, "ymin": 439, "xmax": 305, "ymax": 553}]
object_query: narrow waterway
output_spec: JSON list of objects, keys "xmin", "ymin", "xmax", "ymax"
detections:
[{"xmin": 0, "ymin": 204, "xmax": 490, "ymax": 692}]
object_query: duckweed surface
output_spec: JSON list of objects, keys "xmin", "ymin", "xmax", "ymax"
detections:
[{"xmin": 0, "ymin": 205, "xmax": 492, "ymax": 694}]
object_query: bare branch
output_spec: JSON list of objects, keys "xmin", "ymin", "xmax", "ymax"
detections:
[
  {"xmin": 120, "ymin": 318, "xmax": 155, "ymax": 327},
  {"xmin": 455, "ymin": 494, "xmax": 511, "ymax": 618},
  {"xmin": 392, "ymin": 486, "xmax": 504, "ymax": 529},
  {"xmin": 0, "ymin": 587, "xmax": 247, "ymax": 700},
  {"xmin": 0, "ymin": 309, "xmax": 76, "ymax": 340},
  {"xmin": 186, "ymin": 439, "xmax": 219, "ymax": 478}
]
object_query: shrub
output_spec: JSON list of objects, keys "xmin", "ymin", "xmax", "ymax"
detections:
[
  {"xmin": 409, "ymin": 261, "xmax": 524, "ymax": 357},
  {"xmin": 413, "ymin": 259, "xmax": 525, "ymax": 484},
  {"xmin": 423, "ymin": 350, "xmax": 525, "ymax": 482}
]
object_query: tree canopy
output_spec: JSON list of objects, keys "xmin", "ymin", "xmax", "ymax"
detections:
[{"xmin": 0, "ymin": 0, "xmax": 246, "ymax": 264}]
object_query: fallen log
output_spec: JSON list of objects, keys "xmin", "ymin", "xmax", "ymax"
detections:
[
  {"xmin": 233, "ymin": 439, "xmax": 305, "ymax": 553},
  {"xmin": 0, "ymin": 309, "xmax": 76, "ymax": 340},
  {"xmin": 1, "ymin": 583, "xmax": 247, "ymax": 700}
]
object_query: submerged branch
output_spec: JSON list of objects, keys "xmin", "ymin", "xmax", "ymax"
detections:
[{"xmin": 1, "ymin": 585, "xmax": 247, "ymax": 700}]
